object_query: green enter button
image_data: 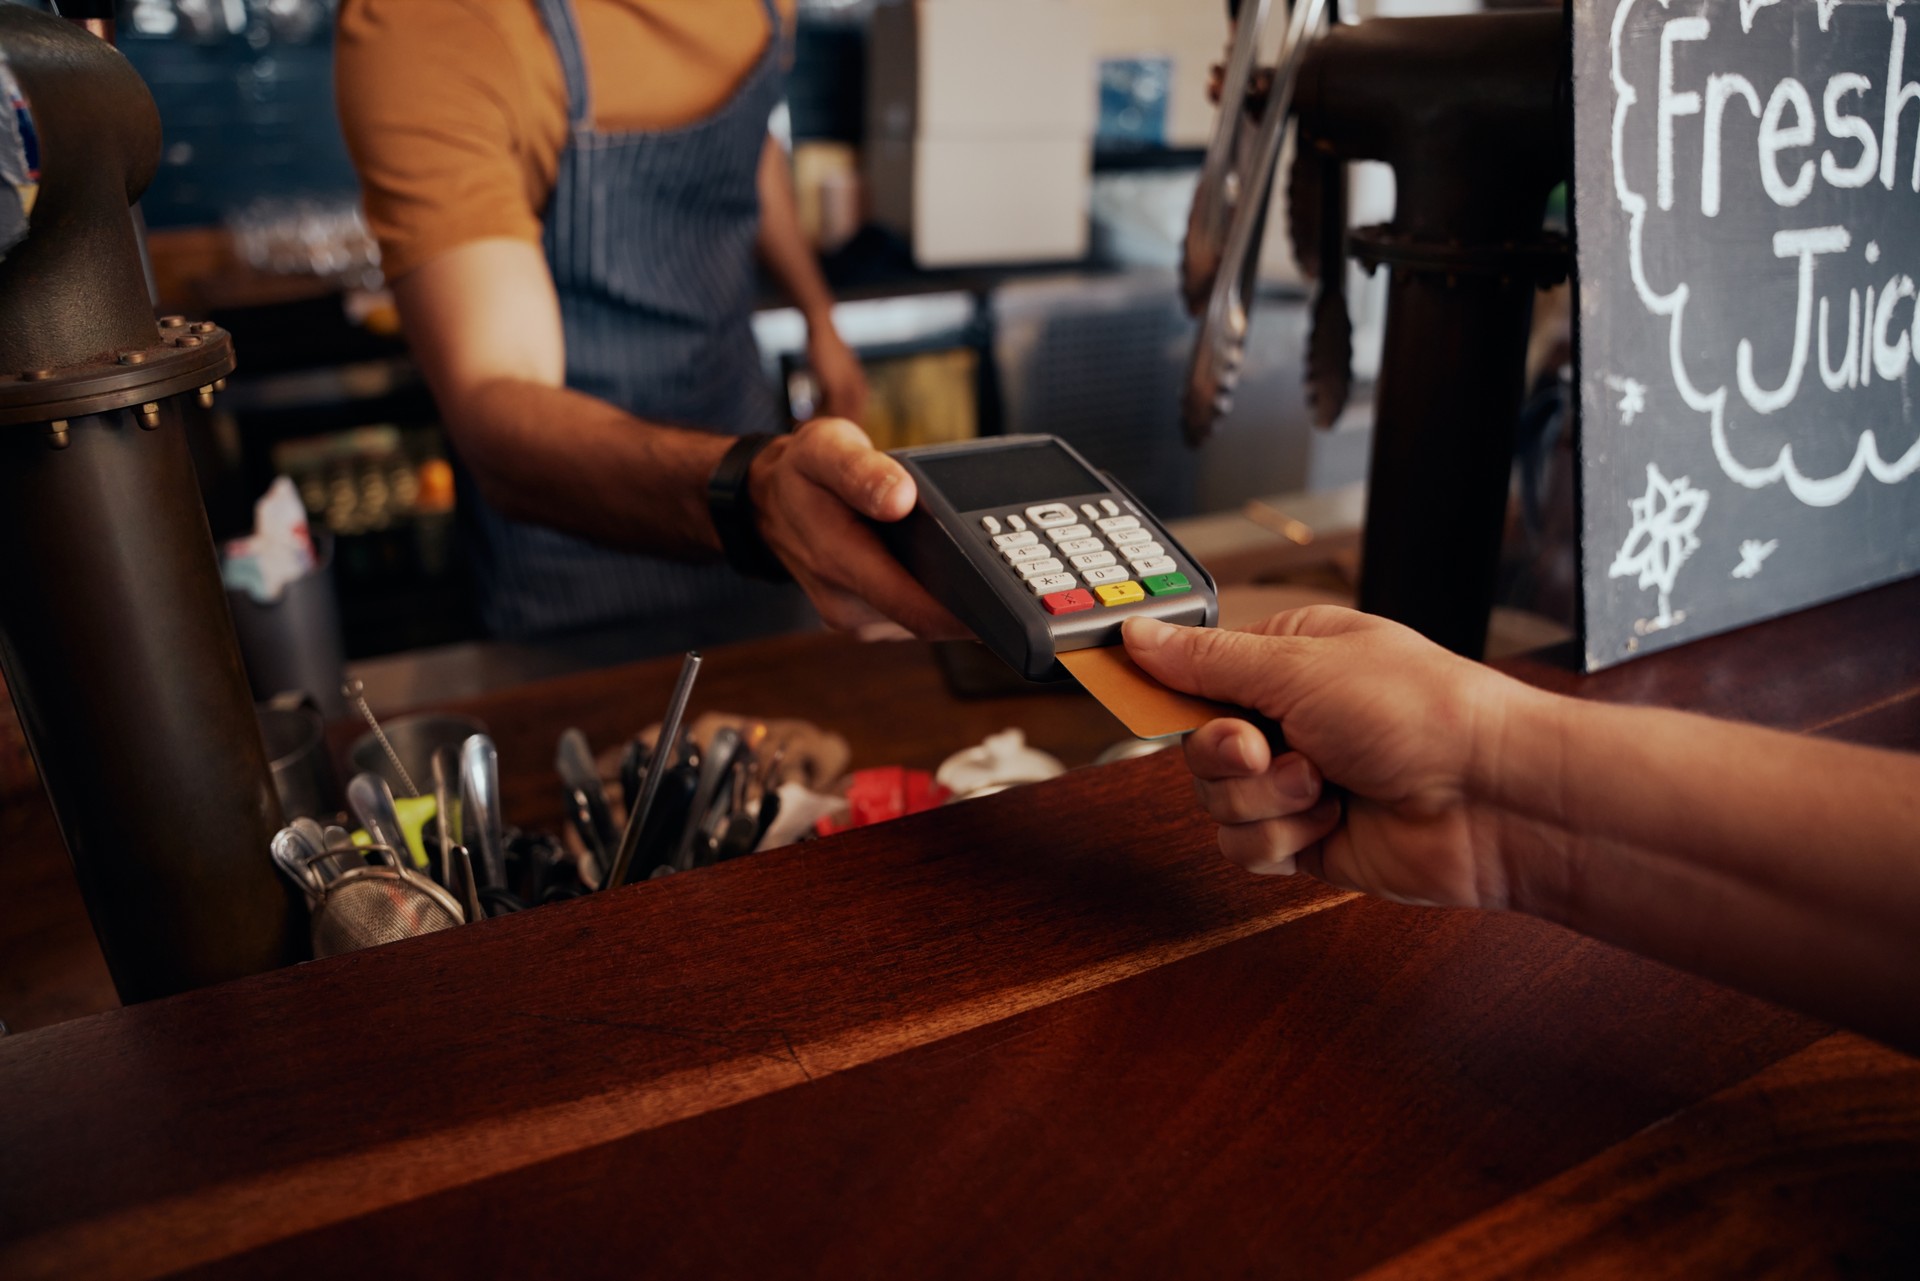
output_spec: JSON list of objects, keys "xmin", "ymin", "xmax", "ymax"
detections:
[{"xmin": 1143, "ymin": 572, "xmax": 1191, "ymax": 596}]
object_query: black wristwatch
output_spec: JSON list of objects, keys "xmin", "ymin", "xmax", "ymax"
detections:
[{"xmin": 706, "ymin": 433, "xmax": 792, "ymax": 582}]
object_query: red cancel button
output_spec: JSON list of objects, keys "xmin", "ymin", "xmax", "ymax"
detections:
[{"xmin": 1042, "ymin": 588, "xmax": 1095, "ymax": 615}]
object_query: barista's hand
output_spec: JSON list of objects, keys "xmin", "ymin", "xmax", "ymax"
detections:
[
  {"xmin": 749, "ymin": 417, "xmax": 967, "ymax": 639},
  {"xmin": 1122, "ymin": 608, "xmax": 1542, "ymax": 909},
  {"xmin": 807, "ymin": 323, "xmax": 871, "ymax": 424}
]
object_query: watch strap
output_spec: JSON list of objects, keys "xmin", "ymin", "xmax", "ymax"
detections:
[{"xmin": 706, "ymin": 433, "xmax": 791, "ymax": 582}]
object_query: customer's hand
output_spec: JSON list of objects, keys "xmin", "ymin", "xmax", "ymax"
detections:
[
  {"xmin": 1122, "ymin": 607, "xmax": 1541, "ymax": 909},
  {"xmin": 807, "ymin": 324, "xmax": 871, "ymax": 423},
  {"xmin": 749, "ymin": 417, "xmax": 966, "ymax": 638}
]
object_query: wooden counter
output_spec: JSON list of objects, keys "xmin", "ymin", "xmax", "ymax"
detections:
[{"xmin": 2, "ymin": 581, "xmax": 1918, "ymax": 1278}]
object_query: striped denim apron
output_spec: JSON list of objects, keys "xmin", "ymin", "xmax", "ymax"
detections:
[{"xmin": 463, "ymin": 0, "xmax": 811, "ymax": 639}]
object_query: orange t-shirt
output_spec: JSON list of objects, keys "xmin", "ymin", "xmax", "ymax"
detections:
[{"xmin": 335, "ymin": 0, "xmax": 796, "ymax": 281}]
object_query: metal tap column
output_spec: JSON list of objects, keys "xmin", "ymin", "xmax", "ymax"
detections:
[
  {"xmin": 0, "ymin": 6, "xmax": 298, "ymax": 1001},
  {"xmin": 1294, "ymin": 12, "xmax": 1569, "ymax": 657}
]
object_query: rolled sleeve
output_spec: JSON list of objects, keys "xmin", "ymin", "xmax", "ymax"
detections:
[{"xmin": 335, "ymin": 0, "xmax": 554, "ymax": 281}]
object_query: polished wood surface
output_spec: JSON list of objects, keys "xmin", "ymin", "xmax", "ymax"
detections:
[
  {"xmin": 3, "ymin": 578, "xmax": 1918, "ymax": 1278},
  {"xmin": 1357, "ymin": 1033, "xmax": 1920, "ymax": 1280}
]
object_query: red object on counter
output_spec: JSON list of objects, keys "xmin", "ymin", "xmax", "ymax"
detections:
[{"xmin": 816, "ymin": 766, "xmax": 951, "ymax": 837}]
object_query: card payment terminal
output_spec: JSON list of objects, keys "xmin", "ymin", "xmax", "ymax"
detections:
[{"xmin": 880, "ymin": 436, "xmax": 1217, "ymax": 681}]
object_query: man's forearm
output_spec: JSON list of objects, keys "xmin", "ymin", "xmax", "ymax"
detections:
[
  {"xmin": 755, "ymin": 136, "xmax": 836, "ymax": 325},
  {"xmin": 1487, "ymin": 691, "xmax": 1920, "ymax": 1053},
  {"xmin": 450, "ymin": 376, "xmax": 731, "ymax": 559}
]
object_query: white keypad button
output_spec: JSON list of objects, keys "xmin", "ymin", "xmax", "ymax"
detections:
[
  {"xmin": 1081, "ymin": 503, "xmax": 1102, "ymax": 520},
  {"xmin": 1027, "ymin": 573, "xmax": 1076, "ymax": 595},
  {"xmin": 1070, "ymin": 550, "xmax": 1117, "ymax": 570},
  {"xmin": 1046, "ymin": 524, "xmax": 1091, "ymax": 543},
  {"xmin": 1005, "ymin": 543, "xmax": 1052, "ymax": 565},
  {"xmin": 1123, "ymin": 543, "xmax": 1166, "ymax": 562},
  {"xmin": 980, "ymin": 515, "xmax": 1002, "ymax": 535},
  {"xmin": 993, "ymin": 530, "xmax": 1039, "ymax": 550},
  {"xmin": 1007, "ymin": 515, "xmax": 1027, "ymax": 532},
  {"xmin": 1025, "ymin": 503, "xmax": 1078, "ymax": 528},
  {"xmin": 1100, "ymin": 499, "xmax": 1121, "ymax": 517},
  {"xmin": 1020, "ymin": 557, "xmax": 1064, "ymax": 578},
  {"xmin": 1131, "ymin": 555, "xmax": 1176, "ymax": 576},
  {"xmin": 1096, "ymin": 515, "xmax": 1140, "ymax": 534},
  {"xmin": 1109, "ymin": 528, "xmax": 1152, "ymax": 547},
  {"xmin": 1056, "ymin": 537, "xmax": 1102, "ymax": 556},
  {"xmin": 1082, "ymin": 565, "xmax": 1133, "ymax": 586}
]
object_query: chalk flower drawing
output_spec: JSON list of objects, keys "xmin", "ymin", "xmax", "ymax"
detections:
[
  {"xmin": 1732, "ymin": 538, "xmax": 1779, "ymax": 577},
  {"xmin": 1606, "ymin": 374, "xmax": 1649, "ymax": 424},
  {"xmin": 1608, "ymin": 0, "xmax": 1920, "ymax": 507},
  {"xmin": 1610, "ymin": 463, "xmax": 1710, "ymax": 630}
]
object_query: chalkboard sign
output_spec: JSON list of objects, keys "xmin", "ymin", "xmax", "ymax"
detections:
[{"xmin": 1573, "ymin": 0, "xmax": 1920, "ymax": 669}]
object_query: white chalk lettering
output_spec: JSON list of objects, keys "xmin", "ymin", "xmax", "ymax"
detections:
[
  {"xmin": 1659, "ymin": 17, "xmax": 1711, "ymax": 211},
  {"xmin": 1659, "ymin": 19, "xmax": 1920, "ymax": 214},
  {"xmin": 1608, "ymin": 0, "xmax": 1920, "ymax": 509},
  {"xmin": 1819, "ymin": 289, "xmax": 1861, "ymax": 390},
  {"xmin": 1759, "ymin": 78, "xmax": 1818, "ymax": 205},
  {"xmin": 1821, "ymin": 73, "xmax": 1879, "ymax": 187},
  {"xmin": 1704, "ymin": 73, "xmax": 1762, "ymax": 214},
  {"xmin": 1872, "ymin": 275, "xmax": 1915, "ymax": 379},
  {"xmin": 1862, "ymin": 284, "xmax": 1878, "ymax": 384},
  {"xmin": 1736, "ymin": 226, "xmax": 1850, "ymax": 414},
  {"xmin": 1738, "ymin": 0, "xmax": 1783, "ymax": 35},
  {"xmin": 1881, "ymin": 17, "xmax": 1920, "ymax": 192}
]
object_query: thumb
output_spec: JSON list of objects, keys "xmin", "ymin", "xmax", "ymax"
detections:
[
  {"xmin": 793, "ymin": 419, "xmax": 915, "ymax": 522},
  {"xmin": 1122, "ymin": 617, "xmax": 1299, "ymax": 717}
]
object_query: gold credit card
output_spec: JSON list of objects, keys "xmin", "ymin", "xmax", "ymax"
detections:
[{"xmin": 1059, "ymin": 645, "xmax": 1241, "ymax": 741}]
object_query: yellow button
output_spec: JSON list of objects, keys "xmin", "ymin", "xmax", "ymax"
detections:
[{"xmin": 1095, "ymin": 581, "xmax": 1144, "ymax": 607}]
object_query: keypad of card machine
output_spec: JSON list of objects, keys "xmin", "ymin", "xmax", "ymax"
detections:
[{"xmin": 977, "ymin": 498, "xmax": 1193, "ymax": 617}]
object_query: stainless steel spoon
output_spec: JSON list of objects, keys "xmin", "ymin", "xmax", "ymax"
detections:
[
  {"xmin": 460, "ymin": 734, "xmax": 506, "ymax": 889},
  {"xmin": 347, "ymin": 772, "xmax": 412, "ymax": 869},
  {"xmin": 320, "ymin": 824, "xmax": 362, "ymax": 879},
  {"xmin": 270, "ymin": 827, "xmax": 326, "ymax": 903}
]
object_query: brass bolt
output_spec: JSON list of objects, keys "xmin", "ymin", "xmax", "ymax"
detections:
[
  {"xmin": 189, "ymin": 321, "xmax": 216, "ymax": 335},
  {"xmin": 117, "ymin": 350, "xmax": 147, "ymax": 365},
  {"xmin": 159, "ymin": 315, "xmax": 186, "ymax": 328},
  {"xmin": 197, "ymin": 384, "xmax": 215, "ymax": 408},
  {"xmin": 21, "ymin": 368, "xmax": 51, "ymax": 381},
  {"xmin": 46, "ymin": 420, "xmax": 69, "ymax": 449},
  {"xmin": 137, "ymin": 402, "xmax": 161, "ymax": 430},
  {"xmin": 175, "ymin": 335, "xmax": 203, "ymax": 347},
  {"xmin": 212, "ymin": 377, "xmax": 228, "ymax": 392}
]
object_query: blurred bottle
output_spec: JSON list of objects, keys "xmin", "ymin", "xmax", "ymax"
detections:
[{"xmin": 412, "ymin": 456, "xmax": 456, "ymax": 577}]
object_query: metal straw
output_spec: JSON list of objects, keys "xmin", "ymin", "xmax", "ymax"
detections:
[
  {"xmin": 602, "ymin": 651, "xmax": 701, "ymax": 890},
  {"xmin": 455, "ymin": 846, "xmax": 485, "ymax": 925},
  {"xmin": 342, "ymin": 678, "xmax": 420, "ymax": 798},
  {"xmin": 430, "ymin": 746, "xmax": 456, "ymax": 892}
]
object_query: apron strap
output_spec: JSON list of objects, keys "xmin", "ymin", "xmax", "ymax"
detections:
[
  {"xmin": 531, "ymin": 0, "xmax": 594, "ymax": 130},
  {"xmin": 757, "ymin": 0, "xmax": 792, "ymax": 71},
  {"xmin": 536, "ymin": 0, "xmax": 787, "ymax": 134},
  {"xmin": 760, "ymin": 0, "xmax": 783, "ymax": 42}
]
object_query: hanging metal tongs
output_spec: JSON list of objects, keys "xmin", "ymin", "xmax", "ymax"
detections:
[{"xmin": 1180, "ymin": 0, "xmax": 1330, "ymax": 444}]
